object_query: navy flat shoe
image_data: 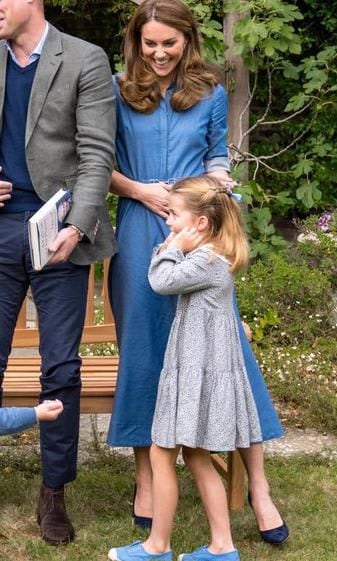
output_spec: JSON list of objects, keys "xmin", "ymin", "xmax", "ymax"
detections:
[
  {"xmin": 248, "ymin": 493, "xmax": 289, "ymax": 545},
  {"xmin": 132, "ymin": 514, "xmax": 153, "ymax": 531},
  {"xmin": 259, "ymin": 522, "xmax": 289, "ymax": 545},
  {"xmin": 132, "ymin": 485, "xmax": 152, "ymax": 530}
]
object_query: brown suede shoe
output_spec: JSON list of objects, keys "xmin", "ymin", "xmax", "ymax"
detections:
[{"xmin": 37, "ymin": 484, "xmax": 75, "ymax": 545}]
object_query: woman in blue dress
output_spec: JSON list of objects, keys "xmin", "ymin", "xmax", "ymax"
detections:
[{"xmin": 108, "ymin": 0, "xmax": 288, "ymax": 544}]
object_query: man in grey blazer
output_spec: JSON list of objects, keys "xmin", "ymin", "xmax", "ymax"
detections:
[{"xmin": 0, "ymin": 0, "xmax": 116, "ymax": 545}]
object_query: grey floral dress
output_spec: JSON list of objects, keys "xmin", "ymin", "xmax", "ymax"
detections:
[{"xmin": 148, "ymin": 246, "xmax": 262, "ymax": 451}]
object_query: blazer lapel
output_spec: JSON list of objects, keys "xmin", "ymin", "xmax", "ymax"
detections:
[
  {"xmin": 0, "ymin": 44, "xmax": 8, "ymax": 133},
  {"xmin": 25, "ymin": 25, "xmax": 63, "ymax": 146}
]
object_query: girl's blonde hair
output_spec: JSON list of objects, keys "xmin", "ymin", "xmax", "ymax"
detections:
[
  {"xmin": 171, "ymin": 175, "xmax": 250, "ymax": 272},
  {"xmin": 118, "ymin": 0, "xmax": 217, "ymax": 114}
]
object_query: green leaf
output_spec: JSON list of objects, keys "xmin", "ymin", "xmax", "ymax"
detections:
[{"xmin": 285, "ymin": 94, "xmax": 308, "ymax": 112}]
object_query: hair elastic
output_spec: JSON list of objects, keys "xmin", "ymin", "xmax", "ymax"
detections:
[{"xmin": 212, "ymin": 183, "xmax": 242, "ymax": 203}]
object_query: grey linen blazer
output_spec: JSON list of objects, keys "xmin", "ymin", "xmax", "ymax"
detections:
[{"xmin": 0, "ymin": 24, "xmax": 117, "ymax": 265}]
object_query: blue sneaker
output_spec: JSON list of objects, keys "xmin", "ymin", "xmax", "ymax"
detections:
[
  {"xmin": 178, "ymin": 545, "xmax": 240, "ymax": 561},
  {"xmin": 108, "ymin": 540, "xmax": 173, "ymax": 561}
]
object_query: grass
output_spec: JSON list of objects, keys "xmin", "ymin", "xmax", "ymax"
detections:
[
  {"xmin": 254, "ymin": 337, "xmax": 337, "ymax": 434},
  {"xmin": 1, "ymin": 445, "xmax": 337, "ymax": 561}
]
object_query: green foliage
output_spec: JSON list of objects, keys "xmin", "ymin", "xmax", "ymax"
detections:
[
  {"xmin": 225, "ymin": 1, "xmax": 337, "ymax": 222},
  {"xmin": 294, "ymin": 211, "xmax": 337, "ymax": 290},
  {"xmin": 45, "ymin": 0, "xmax": 136, "ymax": 66},
  {"xmin": 251, "ymin": 308, "xmax": 280, "ymax": 343},
  {"xmin": 184, "ymin": 0, "xmax": 225, "ymax": 61},
  {"xmin": 239, "ymin": 181, "xmax": 289, "ymax": 259},
  {"xmin": 236, "ymin": 253, "xmax": 333, "ymax": 345},
  {"xmin": 224, "ymin": 0, "xmax": 303, "ymax": 69}
]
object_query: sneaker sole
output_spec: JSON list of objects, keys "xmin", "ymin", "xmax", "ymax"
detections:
[{"xmin": 108, "ymin": 548, "xmax": 120, "ymax": 561}]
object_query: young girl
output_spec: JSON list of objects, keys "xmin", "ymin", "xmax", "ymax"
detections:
[{"xmin": 108, "ymin": 175, "xmax": 284, "ymax": 561}]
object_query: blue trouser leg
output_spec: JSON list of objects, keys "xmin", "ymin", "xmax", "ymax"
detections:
[
  {"xmin": 0, "ymin": 212, "xmax": 89, "ymax": 487},
  {"xmin": 30, "ymin": 259, "xmax": 89, "ymax": 487},
  {"xmin": 0, "ymin": 213, "xmax": 30, "ymax": 405}
]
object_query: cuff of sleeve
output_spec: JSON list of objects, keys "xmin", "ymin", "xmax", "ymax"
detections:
[
  {"xmin": 155, "ymin": 247, "xmax": 185, "ymax": 260},
  {"xmin": 205, "ymin": 156, "xmax": 231, "ymax": 172}
]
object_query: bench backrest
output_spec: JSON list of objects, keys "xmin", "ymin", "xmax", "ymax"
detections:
[{"xmin": 12, "ymin": 259, "xmax": 116, "ymax": 348}]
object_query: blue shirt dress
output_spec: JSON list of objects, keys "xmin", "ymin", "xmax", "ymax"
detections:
[{"xmin": 107, "ymin": 78, "xmax": 283, "ymax": 447}]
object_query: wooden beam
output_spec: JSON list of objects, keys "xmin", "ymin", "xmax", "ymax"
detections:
[{"xmin": 223, "ymin": 12, "xmax": 250, "ymax": 180}]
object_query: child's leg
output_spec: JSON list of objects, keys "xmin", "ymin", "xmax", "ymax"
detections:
[
  {"xmin": 144, "ymin": 444, "xmax": 181, "ymax": 553},
  {"xmin": 182, "ymin": 447, "xmax": 235, "ymax": 553}
]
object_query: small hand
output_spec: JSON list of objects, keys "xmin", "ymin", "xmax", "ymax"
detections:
[
  {"xmin": 0, "ymin": 167, "xmax": 12, "ymax": 208},
  {"xmin": 35, "ymin": 399, "xmax": 64, "ymax": 421},
  {"xmin": 167, "ymin": 227, "xmax": 204, "ymax": 253},
  {"xmin": 47, "ymin": 227, "xmax": 79, "ymax": 264},
  {"xmin": 159, "ymin": 232, "xmax": 176, "ymax": 252}
]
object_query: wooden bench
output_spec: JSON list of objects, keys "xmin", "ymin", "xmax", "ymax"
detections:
[{"xmin": 2, "ymin": 259, "xmax": 245, "ymax": 510}]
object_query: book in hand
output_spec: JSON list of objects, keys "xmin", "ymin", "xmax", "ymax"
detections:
[{"xmin": 28, "ymin": 188, "xmax": 73, "ymax": 271}]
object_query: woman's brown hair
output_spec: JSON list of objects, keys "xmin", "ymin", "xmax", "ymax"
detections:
[
  {"xmin": 171, "ymin": 176, "xmax": 250, "ymax": 273},
  {"xmin": 118, "ymin": 0, "xmax": 218, "ymax": 113}
]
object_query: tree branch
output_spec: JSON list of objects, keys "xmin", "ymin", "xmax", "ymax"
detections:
[
  {"xmin": 240, "ymin": 67, "xmax": 273, "ymax": 145},
  {"xmin": 259, "ymin": 99, "xmax": 315, "ymax": 126}
]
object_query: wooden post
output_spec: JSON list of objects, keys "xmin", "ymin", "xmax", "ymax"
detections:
[
  {"xmin": 211, "ymin": 452, "xmax": 246, "ymax": 511},
  {"xmin": 223, "ymin": 12, "xmax": 250, "ymax": 179}
]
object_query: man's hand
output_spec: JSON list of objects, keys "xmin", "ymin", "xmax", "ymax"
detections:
[
  {"xmin": 47, "ymin": 227, "xmax": 80, "ymax": 264},
  {"xmin": 167, "ymin": 227, "xmax": 204, "ymax": 253},
  {"xmin": 0, "ymin": 167, "xmax": 12, "ymax": 208}
]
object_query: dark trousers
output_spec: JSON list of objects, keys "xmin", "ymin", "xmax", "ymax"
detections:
[{"xmin": 0, "ymin": 212, "xmax": 89, "ymax": 487}]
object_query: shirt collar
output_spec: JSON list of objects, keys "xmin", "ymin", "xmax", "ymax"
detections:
[{"xmin": 5, "ymin": 22, "xmax": 49, "ymax": 65}]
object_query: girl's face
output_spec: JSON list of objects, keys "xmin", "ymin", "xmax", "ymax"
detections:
[
  {"xmin": 140, "ymin": 20, "xmax": 185, "ymax": 87},
  {"xmin": 166, "ymin": 193, "xmax": 201, "ymax": 234}
]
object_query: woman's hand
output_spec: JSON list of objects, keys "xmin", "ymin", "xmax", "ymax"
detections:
[
  {"xmin": 136, "ymin": 182, "xmax": 170, "ymax": 218},
  {"xmin": 206, "ymin": 170, "xmax": 235, "ymax": 189},
  {"xmin": 110, "ymin": 172, "xmax": 171, "ymax": 219}
]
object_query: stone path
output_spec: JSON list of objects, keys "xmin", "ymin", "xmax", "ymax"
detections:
[
  {"xmin": 78, "ymin": 414, "xmax": 337, "ymax": 463},
  {"xmin": 1, "ymin": 414, "xmax": 337, "ymax": 464}
]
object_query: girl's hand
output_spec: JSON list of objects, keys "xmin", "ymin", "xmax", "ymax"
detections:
[
  {"xmin": 159, "ymin": 232, "xmax": 176, "ymax": 252},
  {"xmin": 167, "ymin": 227, "xmax": 203, "ymax": 253},
  {"xmin": 137, "ymin": 182, "xmax": 170, "ymax": 218}
]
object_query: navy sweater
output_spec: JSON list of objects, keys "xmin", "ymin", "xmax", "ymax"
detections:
[{"xmin": 0, "ymin": 56, "xmax": 43, "ymax": 212}]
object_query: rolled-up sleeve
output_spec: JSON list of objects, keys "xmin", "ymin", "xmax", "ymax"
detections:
[{"xmin": 204, "ymin": 85, "xmax": 230, "ymax": 172}]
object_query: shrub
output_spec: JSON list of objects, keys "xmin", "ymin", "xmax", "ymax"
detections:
[
  {"xmin": 236, "ymin": 253, "xmax": 334, "ymax": 344},
  {"xmin": 292, "ymin": 210, "xmax": 337, "ymax": 290}
]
